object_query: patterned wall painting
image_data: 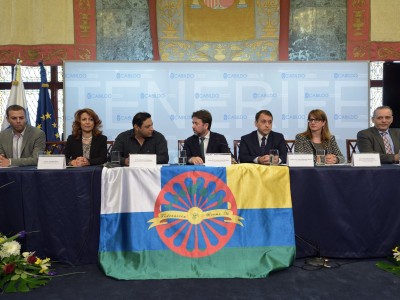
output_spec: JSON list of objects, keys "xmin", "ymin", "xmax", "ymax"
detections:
[
  {"xmin": 0, "ymin": 0, "xmax": 96, "ymax": 65},
  {"xmin": 289, "ymin": 0, "xmax": 347, "ymax": 61},
  {"xmin": 156, "ymin": 0, "xmax": 280, "ymax": 61},
  {"xmin": 96, "ymin": 0, "xmax": 153, "ymax": 61}
]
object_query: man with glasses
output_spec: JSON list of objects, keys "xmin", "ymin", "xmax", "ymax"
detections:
[
  {"xmin": 239, "ymin": 109, "xmax": 288, "ymax": 164},
  {"xmin": 357, "ymin": 106, "xmax": 400, "ymax": 163},
  {"xmin": 0, "ymin": 105, "xmax": 46, "ymax": 167}
]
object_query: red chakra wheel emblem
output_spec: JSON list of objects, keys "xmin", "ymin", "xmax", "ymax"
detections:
[{"xmin": 148, "ymin": 171, "xmax": 243, "ymax": 258}]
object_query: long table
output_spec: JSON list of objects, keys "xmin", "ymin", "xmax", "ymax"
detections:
[
  {"xmin": 0, "ymin": 166, "xmax": 102, "ymax": 265},
  {"xmin": 290, "ymin": 165, "xmax": 400, "ymax": 258},
  {"xmin": 1, "ymin": 164, "xmax": 400, "ymax": 265}
]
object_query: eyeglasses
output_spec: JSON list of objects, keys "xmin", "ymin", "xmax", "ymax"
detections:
[{"xmin": 308, "ymin": 118, "xmax": 322, "ymax": 123}]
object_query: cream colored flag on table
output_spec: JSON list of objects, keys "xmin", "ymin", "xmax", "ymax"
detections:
[{"xmin": 1, "ymin": 59, "xmax": 31, "ymax": 130}]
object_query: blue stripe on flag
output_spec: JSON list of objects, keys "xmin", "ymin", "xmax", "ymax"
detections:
[
  {"xmin": 99, "ymin": 208, "xmax": 295, "ymax": 252},
  {"xmin": 161, "ymin": 166, "xmax": 227, "ymax": 187}
]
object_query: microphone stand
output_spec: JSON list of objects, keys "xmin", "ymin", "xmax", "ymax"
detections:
[
  {"xmin": 295, "ymin": 234, "xmax": 330, "ymax": 267},
  {"xmin": 0, "ymin": 181, "xmax": 15, "ymax": 189}
]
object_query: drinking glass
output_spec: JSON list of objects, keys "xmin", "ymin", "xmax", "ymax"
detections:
[
  {"xmin": 269, "ymin": 149, "xmax": 279, "ymax": 165},
  {"xmin": 178, "ymin": 150, "xmax": 187, "ymax": 165},
  {"xmin": 316, "ymin": 149, "xmax": 326, "ymax": 166},
  {"xmin": 111, "ymin": 151, "xmax": 121, "ymax": 166}
]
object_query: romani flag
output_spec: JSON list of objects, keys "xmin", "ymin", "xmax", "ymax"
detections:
[{"xmin": 99, "ymin": 164, "xmax": 295, "ymax": 279}]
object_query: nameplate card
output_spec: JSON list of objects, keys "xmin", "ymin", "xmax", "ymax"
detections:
[
  {"xmin": 351, "ymin": 153, "xmax": 381, "ymax": 167},
  {"xmin": 287, "ymin": 153, "xmax": 314, "ymax": 167},
  {"xmin": 205, "ymin": 153, "xmax": 232, "ymax": 167},
  {"xmin": 37, "ymin": 154, "xmax": 66, "ymax": 169},
  {"xmin": 129, "ymin": 154, "xmax": 157, "ymax": 168}
]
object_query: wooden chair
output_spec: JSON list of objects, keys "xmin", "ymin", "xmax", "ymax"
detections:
[
  {"xmin": 233, "ymin": 140, "xmax": 241, "ymax": 162},
  {"xmin": 346, "ymin": 139, "xmax": 358, "ymax": 163},
  {"xmin": 45, "ymin": 141, "xmax": 66, "ymax": 154},
  {"xmin": 285, "ymin": 139, "xmax": 295, "ymax": 153},
  {"xmin": 107, "ymin": 141, "xmax": 114, "ymax": 157}
]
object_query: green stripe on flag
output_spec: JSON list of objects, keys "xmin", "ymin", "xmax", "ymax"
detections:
[{"xmin": 99, "ymin": 246, "xmax": 295, "ymax": 279}]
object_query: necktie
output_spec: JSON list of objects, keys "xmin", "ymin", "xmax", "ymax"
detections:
[
  {"xmin": 200, "ymin": 137, "xmax": 205, "ymax": 159},
  {"xmin": 260, "ymin": 136, "xmax": 266, "ymax": 155},
  {"xmin": 381, "ymin": 132, "xmax": 393, "ymax": 154}
]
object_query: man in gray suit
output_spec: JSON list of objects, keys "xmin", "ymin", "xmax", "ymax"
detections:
[
  {"xmin": 0, "ymin": 105, "xmax": 46, "ymax": 167},
  {"xmin": 357, "ymin": 106, "xmax": 400, "ymax": 163}
]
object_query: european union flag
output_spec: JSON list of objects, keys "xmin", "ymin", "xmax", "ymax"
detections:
[{"xmin": 35, "ymin": 62, "xmax": 60, "ymax": 143}]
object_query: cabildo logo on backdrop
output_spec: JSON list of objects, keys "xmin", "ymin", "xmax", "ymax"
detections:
[{"xmin": 116, "ymin": 73, "xmax": 141, "ymax": 79}]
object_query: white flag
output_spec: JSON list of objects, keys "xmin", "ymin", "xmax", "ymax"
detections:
[{"xmin": 1, "ymin": 59, "xmax": 31, "ymax": 130}]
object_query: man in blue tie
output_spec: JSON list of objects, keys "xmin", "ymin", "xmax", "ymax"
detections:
[
  {"xmin": 239, "ymin": 109, "xmax": 288, "ymax": 164},
  {"xmin": 357, "ymin": 106, "xmax": 400, "ymax": 163},
  {"xmin": 183, "ymin": 110, "xmax": 233, "ymax": 165}
]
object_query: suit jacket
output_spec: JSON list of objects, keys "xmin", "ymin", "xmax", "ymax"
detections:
[
  {"xmin": 294, "ymin": 134, "xmax": 346, "ymax": 164},
  {"xmin": 357, "ymin": 127, "xmax": 400, "ymax": 163},
  {"xmin": 239, "ymin": 130, "xmax": 288, "ymax": 164},
  {"xmin": 184, "ymin": 131, "xmax": 232, "ymax": 163},
  {"xmin": 0, "ymin": 124, "xmax": 46, "ymax": 166},
  {"xmin": 64, "ymin": 134, "xmax": 108, "ymax": 165}
]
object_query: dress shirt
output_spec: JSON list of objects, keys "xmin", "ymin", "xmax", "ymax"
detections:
[
  {"xmin": 200, "ymin": 132, "xmax": 210, "ymax": 153},
  {"xmin": 257, "ymin": 131, "xmax": 269, "ymax": 147},
  {"xmin": 12, "ymin": 127, "xmax": 26, "ymax": 159},
  {"xmin": 254, "ymin": 131, "xmax": 269, "ymax": 163},
  {"xmin": 379, "ymin": 130, "xmax": 394, "ymax": 153}
]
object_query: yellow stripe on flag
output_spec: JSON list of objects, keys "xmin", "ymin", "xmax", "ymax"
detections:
[{"xmin": 226, "ymin": 163, "xmax": 292, "ymax": 209}]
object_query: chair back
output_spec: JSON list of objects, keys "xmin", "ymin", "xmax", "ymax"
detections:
[
  {"xmin": 285, "ymin": 140, "xmax": 295, "ymax": 153},
  {"xmin": 233, "ymin": 140, "xmax": 241, "ymax": 162},
  {"xmin": 346, "ymin": 139, "xmax": 358, "ymax": 162},
  {"xmin": 107, "ymin": 141, "xmax": 114, "ymax": 157},
  {"xmin": 45, "ymin": 141, "xmax": 66, "ymax": 154}
]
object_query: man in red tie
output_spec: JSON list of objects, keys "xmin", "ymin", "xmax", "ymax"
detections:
[{"xmin": 357, "ymin": 106, "xmax": 400, "ymax": 163}]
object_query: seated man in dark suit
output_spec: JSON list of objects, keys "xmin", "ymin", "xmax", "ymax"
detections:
[
  {"xmin": 184, "ymin": 109, "xmax": 233, "ymax": 165},
  {"xmin": 111, "ymin": 112, "xmax": 169, "ymax": 165},
  {"xmin": 239, "ymin": 109, "xmax": 288, "ymax": 164},
  {"xmin": 357, "ymin": 105, "xmax": 400, "ymax": 163},
  {"xmin": 0, "ymin": 105, "xmax": 46, "ymax": 167}
]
